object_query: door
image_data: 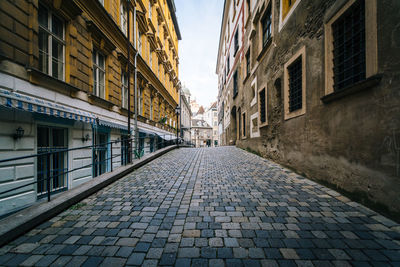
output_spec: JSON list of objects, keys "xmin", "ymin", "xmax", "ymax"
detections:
[
  {"xmin": 93, "ymin": 131, "xmax": 108, "ymax": 177},
  {"xmin": 37, "ymin": 126, "xmax": 68, "ymax": 197}
]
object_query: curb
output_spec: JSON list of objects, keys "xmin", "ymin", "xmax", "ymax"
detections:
[{"xmin": 0, "ymin": 145, "xmax": 179, "ymax": 247}]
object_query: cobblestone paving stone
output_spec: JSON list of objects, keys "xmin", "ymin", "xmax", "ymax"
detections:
[{"xmin": 1, "ymin": 147, "xmax": 400, "ymax": 266}]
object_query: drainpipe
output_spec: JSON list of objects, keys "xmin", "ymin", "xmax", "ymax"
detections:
[
  {"xmin": 127, "ymin": 0, "xmax": 131, "ymax": 162},
  {"xmin": 133, "ymin": 4, "xmax": 138, "ymax": 153}
]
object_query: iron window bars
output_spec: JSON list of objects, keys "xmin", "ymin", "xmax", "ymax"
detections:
[
  {"xmin": 332, "ymin": 0, "xmax": 366, "ymax": 91},
  {"xmin": 259, "ymin": 89, "xmax": 266, "ymax": 123},
  {"xmin": 288, "ymin": 57, "xmax": 302, "ymax": 112}
]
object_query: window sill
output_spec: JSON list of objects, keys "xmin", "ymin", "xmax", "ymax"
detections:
[
  {"xmin": 243, "ymin": 73, "xmax": 250, "ymax": 84},
  {"xmin": 27, "ymin": 68, "xmax": 80, "ymax": 95},
  {"xmin": 257, "ymin": 38, "xmax": 272, "ymax": 62},
  {"xmin": 321, "ymin": 74, "xmax": 382, "ymax": 104},
  {"xmin": 88, "ymin": 94, "xmax": 115, "ymax": 110}
]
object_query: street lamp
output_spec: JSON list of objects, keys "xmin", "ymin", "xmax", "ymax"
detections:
[{"xmin": 175, "ymin": 105, "xmax": 181, "ymax": 145}]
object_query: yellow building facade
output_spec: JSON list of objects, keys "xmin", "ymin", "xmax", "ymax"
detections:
[{"xmin": 0, "ymin": 0, "xmax": 181, "ymax": 216}]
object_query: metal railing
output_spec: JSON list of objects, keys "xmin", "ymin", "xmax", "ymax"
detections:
[{"xmin": 0, "ymin": 130, "xmax": 178, "ymax": 203}]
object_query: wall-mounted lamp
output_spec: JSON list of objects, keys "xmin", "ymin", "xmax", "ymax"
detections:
[
  {"xmin": 13, "ymin": 127, "xmax": 24, "ymax": 140},
  {"xmin": 82, "ymin": 133, "xmax": 90, "ymax": 142}
]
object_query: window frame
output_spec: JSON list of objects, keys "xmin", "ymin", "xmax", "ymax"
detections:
[
  {"xmin": 120, "ymin": 2, "xmax": 128, "ymax": 36},
  {"xmin": 245, "ymin": 49, "xmax": 251, "ymax": 78},
  {"xmin": 121, "ymin": 72, "xmax": 129, "ymax": 109},
  {"xmin": 279, "ymin": 0, "xmax": 302, "ymax": 31},
  {"xmin": 261, "ymin": 4, "xmax": 272, "ymax": 48},
  {"xmin": 324, "ymin": 0, "xmax": 378, "ymax": 96},
  {"xmin": 258, "ymin": 87, "xmax": 267, "ymax": 127},
  {"xmin": 234, "ymin": 29, "xmax": 239, "ymax": 55},
  {"xmin": 283, "ymin": 46, "xmax": 306, "ymax": 120},
  {"xmin": 38, "ymin": 3, "xmax": 65, "ymax": 81},
  {"xmin": 233, "ymin": 70, "xmax": 238, "ymax": 98},
  {"xmin": 92, "ymin": 49, "xmax": 106, "ymax": 99},
  {"xmin": 242, "ymin": 111, "xmax": 247, "ymax": 139}
]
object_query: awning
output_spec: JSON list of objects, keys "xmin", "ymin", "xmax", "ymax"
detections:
[
  {"xmin": 97, "ymin": 119, "xmax": 128, "ymax": 131},
  {"xmin": 0, "ymin": 89, "xmax": 96, "ymax": 124}
]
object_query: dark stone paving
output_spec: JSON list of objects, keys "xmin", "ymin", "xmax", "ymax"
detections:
[{"xmin": 1, "ymin": 147, "xmax": 400, "ymax": 266}]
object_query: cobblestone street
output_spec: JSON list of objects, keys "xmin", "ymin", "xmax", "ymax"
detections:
[{"xmin": 1, "ymin": 147, "xmax": 400, "ymax": 266}]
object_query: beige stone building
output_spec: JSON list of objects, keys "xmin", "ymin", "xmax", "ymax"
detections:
[
  {"xmin": 191, "ymin": 119, "xmax": 212, "ymax": 148},
  {"xmin": 216, "ymin": 0, "xmax": 400, "ymax": 216}
]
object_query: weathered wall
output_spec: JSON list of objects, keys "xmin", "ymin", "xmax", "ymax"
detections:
[{"xmin": 234, "ymin": 0, "xmax": 400, "ymax": 216}]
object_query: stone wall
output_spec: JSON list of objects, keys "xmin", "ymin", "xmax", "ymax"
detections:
[{"xmin": 231, "ymin": 0, "xmax": 400, "ymax": 216}]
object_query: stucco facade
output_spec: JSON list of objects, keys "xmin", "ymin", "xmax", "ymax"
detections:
[
  {"xmin": 216, "ymin": 0, "xmax": 400, "ymax": 217},
  {"xmin": 0, "ymin": 0, "xmax": 181, "ymax": 216}
]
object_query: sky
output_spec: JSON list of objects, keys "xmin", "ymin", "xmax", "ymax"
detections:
[{"xmin": 175, "ymin": 0, "xmax": 224, "ymax": 108}]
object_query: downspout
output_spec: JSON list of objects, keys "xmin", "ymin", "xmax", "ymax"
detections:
[
  {"xmin": 127, "ymin": 0, "xmax": 131, "ymax": 162},
  {"xmin": 133, "ymin": 4, "xmax": 138, "ymax": 152}
]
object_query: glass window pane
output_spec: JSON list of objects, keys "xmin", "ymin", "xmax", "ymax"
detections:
[
  {"xmin": 52, "ymin": 38, "xmax": 63, "ymax": 62},
  {"xmin": 37, "ymin": 127, "xmax": 49, "ymax": 147},
  {"xmin": 52, "ymin": 15, "xmax": 63, "ymax": 38},
  {"xmin": 38, "ymin": 4, "xmax": 48, "ymax": 28},
  {"xmin": 39, "ymin": 29, "xmax": 49, "ymax": 74},
  {"xmin": 52, "ymin": 58, "xmax": 60, "ymax": 79},
  {"xmin": 98, "ymin": 53, "xmax": 105, "ymax": 69},
  {"xmin": 99, "ymin": 71, "xmax": 105, "ymax": 98}
]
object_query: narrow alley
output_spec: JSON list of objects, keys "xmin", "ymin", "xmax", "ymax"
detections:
[{"xmin": 1, "ymin": 147, "xmax": 399, "ymax": 266}]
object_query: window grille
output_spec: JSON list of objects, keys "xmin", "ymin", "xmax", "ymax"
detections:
[
  {"xmin": 259, "ymin": 89, "xmax": 266, "ymax": 123},
  {"xmin": 332, "ymin": 0, "xmax": 366, "ymax": 91},
  {"xmin": 288, "ymin": 57, "xmax": 302, "ymax": 112},
  {"xmin": 37, "ymin": 126, "xmax": 67, "ymax": 197}
]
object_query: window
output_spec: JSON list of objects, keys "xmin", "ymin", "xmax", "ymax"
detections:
[
  {"xmin": 92, "ymin": 49, "xmax": 105, "ymax": 98},
  {"xmin": 149, "ymin": 48, "xmax": 152, "ymax": 68},
  {"xmin": 120, "ymin": 3, "xmax": 128, "ymax": 35},
  {"xmin": 234, "ymin": 29, "xmax": 239, "ymax": 55},
  {"xmin": 233, "ymin": 70, "xmax": 238, "ymax": 97},
  {"xmin": 261, "ymin": 4, "xmax": 272, "ymax": 48},
  {"xmin": 332, "ymin": 0, "xmax": 365, "ymax": 91},
  {"xmin": 288, "ymin": 58, "xmax": 302, "ymax": 112},
  {"xmin": 37, "ymin": 126, "xmax": 67, "ymax": 197},
  {"xmin": 259, "ymin": 88, "xmax": 266, "ymax": 124},
  {"xmin": 227, "ymin": 55, "xmax": 230, "ymax": 75},
  {"xmin": 246, "ymin": 50, "xmax": 250, "ymax": 77},
  {"xmin": 284, "ymin": 46, "xmax": 306, "ymax": 120},
  {"xmin": 281, "ymin": 0, "xmax": 296, "ymax": 21},
  {"xmin": 93, "ymin": 132, "xmax": 108, "ymax": 177},
  {"xmin": 148, "ymin": 1, "xmax": 152, "ymax": 19},
  {"xmin": 38, "ymin": 4, "xmax": 65, "ymax": 80},
  {"xmin": 138, "ymin": 31, "xmax": 142, "ymax": 55},
  {"xmin": 150, "ymin": 96, "xmax": 153, "ymax": 120},
  {"xmin": 121, "ymin": 72, "xmax": 128, "ymax": 109},
  {"xmin": 138, "ymin": 87, "xmax": 143, "ymax": 116},
  {"xmin": 242, "ymin": 112, "xmax": 246, "ymax": 138}
]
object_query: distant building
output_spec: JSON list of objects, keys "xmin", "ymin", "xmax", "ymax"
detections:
[
  {"xmin": 180, "ymin": 86, "xmax": 192, "ymax": 143},
  {"xmin": 191, "ymin": 119, "xmax": 212, "ymax": 148},
  {"xmin": 204, "ymin": 102, "xmax": 218, "ymax": 146}
]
